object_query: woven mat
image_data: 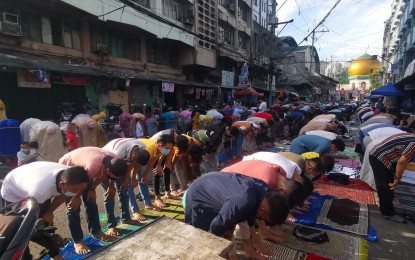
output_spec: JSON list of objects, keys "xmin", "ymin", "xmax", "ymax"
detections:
[
  {"xmin": 140, "ymin": 198, "xmax": 185, "ymax": 221},
  {"xmin": 316, "ymin": 198, "xmax": 369, "ymax": 236},
  {"xmin": 337, "ymin": 146, "xmax": 360, "ymax": 160},
  {"xmin": 234, "ymin": 240, "xmax": 306, "ymax": 260},
  {"xmin": 280, "ymin": 224, "xmax": 368, "ymax": 260},
  {"xmin": 395, "ymin": 195, "xmax": 415, "ymax": 212},
  {"xmin": 314, "ymin": 181, "xmax": 377, "ymax": 205}
]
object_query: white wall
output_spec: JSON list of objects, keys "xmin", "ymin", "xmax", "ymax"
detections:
[{"xmin": 61, "ymin": 0, "xmax": 195, "ymax": 47}]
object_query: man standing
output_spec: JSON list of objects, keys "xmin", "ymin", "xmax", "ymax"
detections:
[
  {"xmin": 59, "ymin": 147, "xmax": 129, "ymax": 254},
  {"xmin": 1, "ymin": 162, "xmax": 89, "ymax": 260},
  {"xmin": 369, "ymin": 133, "xmax": 415, "ymax": 223},
  {"xmin": 258, "ymin": 97, "xmax": 267, "ymax": 112},
  {"xmin": 184, "ymin": 171, "xmax": 290, "ymax": 239}
]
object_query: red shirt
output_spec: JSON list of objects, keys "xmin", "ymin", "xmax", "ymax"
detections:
[{"xmin": 66, "ymin": 131, "xmax": 78, "ymax": 151}]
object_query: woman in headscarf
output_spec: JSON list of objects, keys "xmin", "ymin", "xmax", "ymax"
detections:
[
  {"xmin": 72, "ymin": 114, "xmax": 97, "ymax": 147},
  {"xmin": 20, "ymin": 118, "xmax": 41, "ymax": 143},
  {"xmin": 29, "ymin": 121, "xmax": 65, "ymax": 162}
]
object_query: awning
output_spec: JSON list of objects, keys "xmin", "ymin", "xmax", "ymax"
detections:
[
  {"xmin": 371, "ymin": 82, "xmax": 404, "ymax": 96},
  {"xmin": 0, "ymin": 53, "xmax": 232, "ymax": 89},
  {"xmin": 234, "ymin": 87, "xmax": 264, "ymax": 96}
]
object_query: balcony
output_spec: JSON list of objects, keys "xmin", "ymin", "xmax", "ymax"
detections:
[
  {"xmin": 407, "ymin": 28, "xmax": 414, "ymax": 50},
  {"xmin": 410, "ymin": 0, "xmax": 415, "ymax": 14},
  {"xmin": 405, "ymin": 4, "xmax": 412, "ymax": 25}
]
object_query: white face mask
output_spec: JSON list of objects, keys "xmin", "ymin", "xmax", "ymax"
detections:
[{"xmin": 64, "ymin": 191, "xmax": 77, "ymax": 197}]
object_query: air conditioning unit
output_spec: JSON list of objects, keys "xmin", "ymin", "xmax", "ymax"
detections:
[
  {"xmin": 228, "ymin": 4, "xmax": 235, "ymax": 12},
  {"xmin": 0, "ymin": 12, "xmax": 21, "ymax": 36},
  {"xmin": 96, "ymin": 43, "xmax": 108, "ymax": 54}
]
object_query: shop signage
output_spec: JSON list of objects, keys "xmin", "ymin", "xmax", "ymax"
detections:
[
  {"xmin": 162, "ymin": 82, "xmax": 175, "ymax": 92},
  {"xmin": 221, "ymin": 70, "xmax": 234, "ymax": 87},
  {"xmin": 17, "ymin": 69, "xmax": 51, "ymax": 88},
  {"xmin": 51, "ymin": 74, "xmax": 91, "ymax": 85}
]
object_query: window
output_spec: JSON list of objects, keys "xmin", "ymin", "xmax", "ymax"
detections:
[
  {"xmin": 254, "ymin": 14, "xmax": 258, "ymax": 22},
  {"xmin": 131, "ymin": 0, "xmax": 150, "ymax": 7},
  {"xmin": 146, "ymin": 41, "xmax": 179, "ymax": 67},
  {"xmin": 218, "ymin": 24, "xmax": 234, "ymax": 45},
  {"xmin": 254, "ymin": 0, "xmax": 258, "ymax": 6},
  {"xmin": 90, "ymin": 27, "xmax": 140, "ymax": 60},
  {"xmin": 22, "ymin": 13, "xmax": 80, "ymax": 49}
]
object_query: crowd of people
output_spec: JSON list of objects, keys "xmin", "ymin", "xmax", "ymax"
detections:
[{"xmin": 2, "ymin": 96, "xmax": 414, "ymax": 259}]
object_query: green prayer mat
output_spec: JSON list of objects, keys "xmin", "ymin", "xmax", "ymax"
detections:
[
  {"xmin": 140, "ymin": 198, "xmax": 185, "ymax": 221},
  {"xmin": 99, "ymin": 214, "xmax": 157, "ymax": 243},
  {"xmin": 338, "ymin": 146, "xmax": 360, "ymax": 159}
]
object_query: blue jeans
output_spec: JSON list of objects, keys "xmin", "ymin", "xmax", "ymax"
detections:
[
  {"xmin": 67, "ymin": 184, "xmax": 101, "ymax": 243},
  {"xmin": 127, "ymin": 176, "xmax": 140, "ymax": 213},
  {"xmin": 132, "ymin": 164, "xmax": 152, "ymax": 208},
  {"xmin": 101, "ymin": 178, "xmax": 131, "ymax": 228}
]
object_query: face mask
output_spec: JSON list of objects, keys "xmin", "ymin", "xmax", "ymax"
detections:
[
  {"xmin": 21, "ymin": 149, "xmax": 29, "ymax": 154},
  {"xmin": 64, "ymin": 191, "xmax": 77, "ymax": 197},
  {"xmin": 161, "ymin": 148, "xmax": 171, "ymax": 156}
]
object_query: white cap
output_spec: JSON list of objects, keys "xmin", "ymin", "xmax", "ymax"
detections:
[
  {"xmin": 239, "ymin": 126, "xmax": 247, "ymax": 131},
  {"xmin": 252, "ymin": 122, "xmax": 260, "ymax": 129}
]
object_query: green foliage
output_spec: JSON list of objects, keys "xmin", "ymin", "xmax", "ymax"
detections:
[{"xmin": 369, "ymin": 69, "xmax": 381, "ymax": 91}]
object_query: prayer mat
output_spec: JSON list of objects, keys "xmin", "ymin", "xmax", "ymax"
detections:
[
  {"xmin": 260, "ymin": 240, "xmax": 307, "ymax": 260},
  {"xmin": 279, "ymin": 224, "xmax": 368, "ymax": 260},
  {"xmin": 140, "ymin": 198, "xmax": 185, "ymax": 221},
  {"xmin": 337, "ymin": 146, "xmax": 360, "ymax": 160},
  {"xmin": 314, "ymin": 178, "xmax": 377, "ymax": 205},
  {"xmin": 293, "ymin": 193, "xmax": 377, "ymax": 242},
  {"xmin": 233, "ymin": 240, "xmax": 306, "ymax": 260},
  {"xmin": 334, "ymin": 159, "xmax": 361, "ymax": 168},
  {"xmin": 99, "ymin": 214, "xmax": 157, "ymax": 238},
  {"xmin": 316, "ymin": 198, "xmax": 369, "ymax": 236}
]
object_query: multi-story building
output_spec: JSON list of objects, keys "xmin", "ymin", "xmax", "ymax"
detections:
[
  {"xmin": 277, "ymin": 36, "xmax": 336, "ymax": 102},
  {"xmin": 0, "ymin": 0, "xmax": 226, "ymax": 120},
  {"xmin": 381, "ymin": 0, "xmax": 415, "ymax": 90}
]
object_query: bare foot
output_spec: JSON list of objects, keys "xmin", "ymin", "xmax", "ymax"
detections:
[
  {"xmin": 145, "ymin": 204, "xmax": 161, "ymax": 211},
  {"xmin": 51, "ymin": 255, "xmax": 64, "ymax": 260},
  {"xmin": 171, "ymin": 190, "xmax": 183, "ymax": 197},
  {"xmin": 105, "ymin": 227, "xmax": 119, "ymax": 237},
  {"xmin": 286, "ymin": 213, "xmax": 297, "ymax": 224},
  {"xmin": 93, "ymin": 231, "xmax": 117, "ymax": 242},
  {"xmin": 162, "ymin": 193, "xmax": 181, "ymax": 200},
  {"xmin": 132, "ymin": 212, "xmax": 147, "ymax": 221},
  {"xmin": 122, "ymin": 218, "xmax": 140, "ymax": 225},
  {"xmin": 74, "ymin": 241, "xmax": 91, "ymax": 254},
  {"xmin": 154, "ymin": 198, "xmax": 166, "ymax": 208}
]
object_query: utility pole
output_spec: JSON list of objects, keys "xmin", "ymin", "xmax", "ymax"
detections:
[{"xmin": 310, "ymin": 29, "xmax": 329, "ymax": 75}]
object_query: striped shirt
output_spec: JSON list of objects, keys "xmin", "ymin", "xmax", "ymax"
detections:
[{"xmin": 370, "ymin": 133, "xmax": 415, "ymax": 169}]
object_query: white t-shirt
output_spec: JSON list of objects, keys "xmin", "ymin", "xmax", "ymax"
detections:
[
  {"xmin": 259, "ymin": 102, "xmax": 267, "ymax": 112},
  {"xmin": 17, "ymin": 149, "xmax": 37, "ymax": 166},
  {"xmin": 103, "ymin": 138, "xmax": 145, "ymax": 161},
  {"xmin": 243, "ymin": 152, "xmax": 301, "ymax": 179},
  {"xmin": 1, "ymin": 161, "xmax": 68, "ymax": 203},
  {"xmin": 305, "ymin": 130, "xmax": 337, "ymax": 141},
  {"xmin": 135, "ymin": 122, "xmax": 144, "ymax": 138},
  {"xmin": 368, "ymin": 127, "xmax": 405, "ymax": 145}
]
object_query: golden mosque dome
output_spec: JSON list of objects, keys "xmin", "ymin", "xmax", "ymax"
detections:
[{"xmin": 348, "ymin": 53, "xmax": 381, "ymax": 77}]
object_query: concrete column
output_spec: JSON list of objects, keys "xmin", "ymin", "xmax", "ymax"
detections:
[{"xmin": 80, "ymin": 20, "xmax": 91, "ymax": 58}]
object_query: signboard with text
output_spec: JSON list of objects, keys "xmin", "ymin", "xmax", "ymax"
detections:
[{"xmin": 17, "ymin": 69, "xmax": 51, "ymax": 88}]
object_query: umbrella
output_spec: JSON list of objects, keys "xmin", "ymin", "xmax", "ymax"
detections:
[{"xmin": 371, "ymin": 82, "xmax": 404, "ymax": 97}]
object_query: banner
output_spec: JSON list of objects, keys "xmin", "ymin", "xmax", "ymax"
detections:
[
  {"xmin": 221, "ymin": 70, "xmax": 234, "ymax": 87},
  {"xmin": 51, "ymin": 74, "xmax": 91, "ymax": 85},
  {"xmin": 162, "ymin": 82, "xmax": 175, "ymax": 92},
  {"xmin": 17, "ymin": 69, "xmax": 51, "ymax": 88}
]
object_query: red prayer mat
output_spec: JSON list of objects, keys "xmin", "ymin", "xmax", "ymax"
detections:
[{"xmin": 315, "ymin": 176, "xmax": 377, "ymax": 205}]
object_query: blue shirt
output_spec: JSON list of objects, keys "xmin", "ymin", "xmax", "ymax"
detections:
[
  {"xmin": 290, "ymin": 111, "xmax": 304, "ymax": 122},
  {"xmin": 290, "ymin": 135, "xmax": 331, "ymax": 155},
  {"xmin": 159, "ymin": 112, "xmax": 176, "ymax": 129},
  {"xmin": 184, "ymin": 171, "xmax": 269, "ymax": 236}
]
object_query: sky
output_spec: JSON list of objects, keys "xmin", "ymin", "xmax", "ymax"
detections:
[{"xmin": 276, "ymin": 0, "xmax": 391, "ymax": 62}]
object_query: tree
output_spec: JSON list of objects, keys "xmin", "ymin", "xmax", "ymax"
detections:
[{"xmin": 369, "ymin": 69, "xmax": 382, "ymax": 91}]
